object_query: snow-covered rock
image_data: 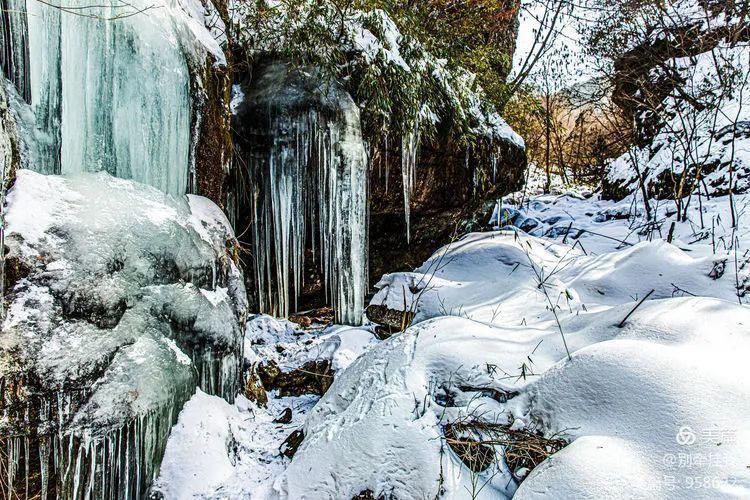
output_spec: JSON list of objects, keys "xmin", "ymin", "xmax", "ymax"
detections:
[
  {"xmin": 0, "ymin": 170, "xmax": 246, "ymax": 498},
  {"xmin": 604, "ymin": 1, "xmax": 750, "ymax": 200}
]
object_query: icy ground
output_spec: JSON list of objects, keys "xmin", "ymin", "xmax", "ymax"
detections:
[{"xmin": 158, "ymin": 184, "xmax": 750, "ymax": 499}]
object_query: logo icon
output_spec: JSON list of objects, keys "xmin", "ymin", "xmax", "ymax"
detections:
[{"xmin": 676, "ymin": 426, "xmax": 697, "ymax": 446}]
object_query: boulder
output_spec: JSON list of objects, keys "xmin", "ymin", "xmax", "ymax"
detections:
[{"xmin": 369, "ymin": 129, "xmax": 527, "ymax": 286}]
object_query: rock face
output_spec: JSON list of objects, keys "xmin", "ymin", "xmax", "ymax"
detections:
[
  {"xmin": 603, "ymin": 1, "xmax": 750, "ymax": 201},
  {"xmin": 231, "ymin": 61, "xmax": 368, "ymax": 326},
  {"xmin": 0, "ymin": 170, "xmax": 246, "ymax": 499},
  {"xmin": 369, "ymin": 133, "xmax": 526, "ymax": 285},
  {"xmin": 189, "ymin": 56, "xmax": 234, "ymax": 206}
]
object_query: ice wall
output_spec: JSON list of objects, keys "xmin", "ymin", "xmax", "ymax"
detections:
[
  {"xmin": 39, "ymin": 0, "xmax": 191, "ymax": 194},
  {"xmin": 0, "ymin": 0, "xmax": 225, "ymax": 195},
  {"xmin": 0, "ymin": 0, "xmax": 30, "ymax": 102}
]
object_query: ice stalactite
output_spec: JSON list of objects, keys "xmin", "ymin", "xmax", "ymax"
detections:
[
  {"xmin": 249, "ymin": 111, "xmax": 368, "ymax": 326},
  {"xmin": 401, "ymin": 124, "xmax": 420, "ymax": 243},
  {"xmin": 3, "ymin": 379, "xmax": 194, "ymax": 500},
  {"xmin": 234, "ymin": 63, "xmax": 368, "ymax": 325}
]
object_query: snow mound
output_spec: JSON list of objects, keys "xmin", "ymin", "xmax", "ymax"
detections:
[
  {"xmin": 279, "ymin": 219, "xmax": 750, "ymax": 498},
  {"xmin": 279, "ymin": 298, "xmax": 750, "ymax": 498},
  {"xmin": 517, "ymin": 299, "xmax": 750, "ymax": 498}
]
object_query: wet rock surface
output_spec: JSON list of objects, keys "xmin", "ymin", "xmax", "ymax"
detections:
[
  {"xmin": 369, "ymin": 136, "xmax": 527, "ymax": 286},
  {"xmin": 257, "ymin": 360, "xmax": 334, "ymax": 397}
]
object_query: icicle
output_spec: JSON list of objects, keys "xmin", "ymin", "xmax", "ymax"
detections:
[
  {"xmin": 401, "ymin": 123, "xmax": 420, "ymax": 243},
  {"xmin": 384, "ymin": 133, "xmax": 389, "ymax": 194}
]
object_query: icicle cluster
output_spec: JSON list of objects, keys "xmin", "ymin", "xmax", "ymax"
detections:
[
  {"xmin": 249, "ymin": 109, "xmax": 368, "ymax": 325},
  {"xmin": 2, "ymin": 387, "xmax": 192, "ymax": 500}
]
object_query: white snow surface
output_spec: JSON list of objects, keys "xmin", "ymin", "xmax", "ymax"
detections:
[
  {"xmin": 155, "ymin": 390, "xmax": 320, "ymax": 499},
  {"xmin": 161, "ymin": 185, "xmax": 750, "ymax": 498},
  {"xmin": 157, "ymin": 314, "xmax": 379, "ymax": 498}
]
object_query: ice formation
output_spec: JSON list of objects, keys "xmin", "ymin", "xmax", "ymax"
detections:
[
  {"xmin": 2, "ymin": 0, "xmax": 226, "ymax": 195},
  {"xmin": 230, "ymin": 2, "xmax": 525, "ymax": 244},
  {"xmin": 0, "ymin": 0, "xmax": 30, "ymax": 102},
  {"xmin": 401, "ymin": 125, "xmax": 419, "ymax": 243},
  {"xmin": 234, "ymin": 63, "xmax": 368, "ymax": 325},
  {"xmin": 0, "ymin": 170, "xmax": 246, "ymax": 498}
]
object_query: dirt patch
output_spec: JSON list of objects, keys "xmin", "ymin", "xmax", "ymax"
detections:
[{"xmin": 257, "ymin": 360, "xmax": 334, "ymax": 397}]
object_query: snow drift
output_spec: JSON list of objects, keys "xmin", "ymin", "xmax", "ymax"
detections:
[{"xmin": 276, "ymin": 200, "xmax": 750, "ymax": 498}]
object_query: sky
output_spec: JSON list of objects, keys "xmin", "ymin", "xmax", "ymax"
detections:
[{"xmin": 512, "ymin": 0, "xmax": 599, "ymax": 91}]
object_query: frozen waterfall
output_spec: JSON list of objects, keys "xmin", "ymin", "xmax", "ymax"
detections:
[
  {"xmin": 234, "ymin": 63, "xmax": 368, "ymax": 326},
  {"xmin": 3, "ymin": 0, "xmax": 210, "ymax": 196}
]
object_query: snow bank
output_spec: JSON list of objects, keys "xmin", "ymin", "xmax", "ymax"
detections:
[
  {"xmin": 516, "ymin": 299, "xmax": 750, "ymax": 498},
  {"xmin": 155, "ymin": 176, "xmax": 750, "ymax": 498},
  {"xmin": 277, "ymin": 189, "xmax": 750, "ymax": 498},
  {"xmin": 277, "ymin": 297, "xmax": 750, "ymax": 498},
  {"xmin": 155, "ymin": 313, "xmax": 377, "ymax": 498}
]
